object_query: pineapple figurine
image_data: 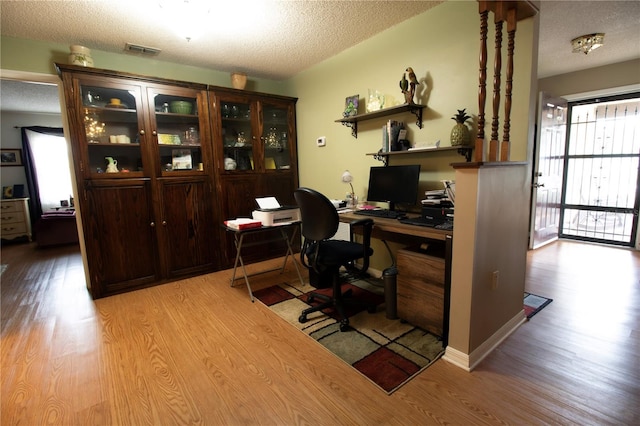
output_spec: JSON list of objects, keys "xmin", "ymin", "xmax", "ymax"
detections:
[{"xmin": 450, "ymin": 108, "xmax": 471, "ymax": 146}]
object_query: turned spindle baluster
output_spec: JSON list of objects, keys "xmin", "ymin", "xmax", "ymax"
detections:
[
  {"xmin": 489, "ymin": 15, "xmax": 503, "ymax": 162},
  {"xmin": 501, "ymin": 8, "xmax": 517, "ymax": 161},
  {"xmin": 475, "ymin": 4, "xmax": 489, "ymax": 162},
  {"xmin": 477, "ymin": 1, "xmax": 536, "ymax": 163}
]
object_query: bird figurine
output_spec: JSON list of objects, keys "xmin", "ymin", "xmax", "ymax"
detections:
[
  {"xmin": 406, "ymin": 67, "xmax": 419, "ymax": 104},
  {"xmin": 399, "ymin": 73, "xmax": 411, "ymax": 103}
]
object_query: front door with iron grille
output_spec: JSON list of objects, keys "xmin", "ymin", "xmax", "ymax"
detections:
[{"xmin": 560, "ymin": 94, "xmax": 640, "ymax": 247}]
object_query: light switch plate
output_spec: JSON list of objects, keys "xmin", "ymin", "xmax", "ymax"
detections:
[{"xmin": 317, "ymin": 136, "xmax": 326, "ymax": 147}]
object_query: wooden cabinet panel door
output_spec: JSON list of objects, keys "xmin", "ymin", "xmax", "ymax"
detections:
[
  {"xmin": 84, "ymin": 180, "xmax": 159, "ymax": 298},
  {"xmin": 158, "ymin": 178, "xmax": 217, "ymax": 277}
]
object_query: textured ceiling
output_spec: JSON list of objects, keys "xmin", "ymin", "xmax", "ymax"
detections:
[
  {"xmin": 0, "ymin": 0, "xmax": 442, "ymax": 80},
  {"xmin": 537, "ymin": 0, "xmax": 640, "ymax": 79},
  {"xmin": 1, "ymin": 1, "xmax": 639, "ymax": 114}
]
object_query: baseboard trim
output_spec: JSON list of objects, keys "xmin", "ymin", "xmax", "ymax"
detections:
[{"xmin": 442, "ymin": 309, "xmax": 526, "ymax": 371}]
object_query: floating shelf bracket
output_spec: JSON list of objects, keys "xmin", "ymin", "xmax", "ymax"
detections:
[
  {"xmin": 335, "ymin": 103, "xmax": 426, "ymax": 138},
  {"xmin": 408, "ymin": 105, "xmax": 423, "ymax": 129},
  {"xmin": 341, "ymin": 121, "xmax": 358, "ymax": 138}
]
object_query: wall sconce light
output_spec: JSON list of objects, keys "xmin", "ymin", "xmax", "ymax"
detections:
[{"xmin": 571, "ymin": 33, "xmax": 605, "ymax": 55}]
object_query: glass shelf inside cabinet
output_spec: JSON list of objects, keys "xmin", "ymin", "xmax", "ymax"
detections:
[
  {"xmin": 262, "ymin": 105, "xmax": 290, "ymax": 170},
  {"xmin": 81, "ymin": 85, "xmax": 143, "ymax": 176},
  {"xmin": 154, "ymin": 95, "xmax": 202, "ymax": 173},
  {"xmin": 221, "ymin": 101, "xmax": 254, "ymax": 172}
]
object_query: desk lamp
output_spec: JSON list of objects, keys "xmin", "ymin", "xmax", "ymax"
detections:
[{"xmin": 341, "ymin": 170, "xmax": 356, "ymax": 207}]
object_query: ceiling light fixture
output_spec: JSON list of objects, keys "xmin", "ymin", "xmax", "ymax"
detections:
[
  {"xmin": 571, "ymin": 33, "xmax": 605, "ymax": 55},
  {"xmin": 158, "ymin": 0, "xmax": 211, "ymax": 42}
]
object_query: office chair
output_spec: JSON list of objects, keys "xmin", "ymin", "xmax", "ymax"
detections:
[{"xmin": 294, "ymin": 187, "xmax": 376, "ymax": 331}]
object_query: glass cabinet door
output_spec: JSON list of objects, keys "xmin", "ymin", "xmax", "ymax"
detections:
[
  {"xmin": 150, "ymin": 90, "xmax": 204, "ymax": 174},
  {"xmin": 220, "ymin": 100, "xmax": 254, "ymax": 172},
  {"xmin": 262, "ymin": 103, "xmax": 291, "ymax": 171},
  {"xmin": 80, "ymin": 83, "xmax": 145, "ymax": 177}
]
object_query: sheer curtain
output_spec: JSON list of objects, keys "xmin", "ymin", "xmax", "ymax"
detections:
[{"xmin": 21, "ymin": 127, "xmax": 72, "ymax": 221}]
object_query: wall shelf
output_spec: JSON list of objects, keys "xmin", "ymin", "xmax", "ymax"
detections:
[
  {"xmin": 367, "ymin": 145, "xmax": 473, "ymax": 165},
  {"xmin": 335, "ymin": 103, "xmax": 426, "ymax": 138}
]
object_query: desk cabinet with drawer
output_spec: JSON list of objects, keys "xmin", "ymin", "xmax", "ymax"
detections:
[
  {"xmin": 397, "ymin": 244, "xmax": 446, "ymax": 337},
  {"xmin": 1, "ymin": 198, "xmax": 32, "ymax": 242}
]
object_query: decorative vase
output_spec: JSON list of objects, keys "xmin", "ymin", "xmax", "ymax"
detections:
[
  {"xmin": 69, "ymin": 45, "xmax": 94, "ymax": 67},
  {"xmin": 231, "ymin": 72, "xmax": 247, "ymax": 90},
  {"xmin": 450, "ymin": 123, "xmax": 470, "ymax": 146}
]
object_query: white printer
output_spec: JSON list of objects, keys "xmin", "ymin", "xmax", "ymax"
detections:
[{"xmin": 251, "ymin": 197, "xmax": 301, "ymax": 226}]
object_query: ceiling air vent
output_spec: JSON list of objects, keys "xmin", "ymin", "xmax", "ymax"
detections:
[{"xmin": 124, "ymin": 43, "xmax": 161, "ymax": 56}]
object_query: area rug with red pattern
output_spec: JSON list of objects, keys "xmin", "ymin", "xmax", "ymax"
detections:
[{"xmin": 253, "ymin": 277, "xmax": 444, "ymax": 394}]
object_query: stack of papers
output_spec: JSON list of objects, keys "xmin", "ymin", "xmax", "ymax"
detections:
[
  {"xmin": 421, "ymin": 180, "xmax": 455, "ymax": 207},
  {"xmin": 224, "ymin": 218, "xmax": 262, "ymax": 230}
]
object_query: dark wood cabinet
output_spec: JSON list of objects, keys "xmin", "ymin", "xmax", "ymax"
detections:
[
  {"xmin": 83, "ymin": 179, "xmax": 160, "ymax": 296},
  {"xmin": 156, "ymin": 177, "xmax": 216, "ymax": 278},
  {"xmin": 57, "ymin": 64, "xmax": 299, "ymax": 297},
  {"xmin": 57, "ymin": 64, "xmax": 219, "ymax": 298},
  {"xmin": 211, "ymin": 90, "xmax": 299, "ymax": 267}
]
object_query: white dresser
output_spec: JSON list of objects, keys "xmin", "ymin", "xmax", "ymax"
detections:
[{"xmin": 1, "ymin": 198, "xmax": 32, "ymax": 241}]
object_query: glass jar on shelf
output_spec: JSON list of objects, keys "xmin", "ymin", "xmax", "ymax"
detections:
[{"xmin": 184, "ymin": 127, "xmax": 199, "ymax": 145}]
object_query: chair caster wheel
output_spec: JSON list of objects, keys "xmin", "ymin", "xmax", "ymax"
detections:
[
  {"xmin": 339, "ymin": 319, "xmax": 350, "ymax": 332},
  {"xmin": 299, "ymin": 314, "xmax": 308, "ymax": 324}
]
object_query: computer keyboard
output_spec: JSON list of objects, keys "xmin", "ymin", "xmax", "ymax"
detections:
[
  {"xmin": 355, "ymin": 209, "xmax": 405, "ymax": 219},
  {"xmin": 399, "ymin": 217, "xmax": 454, "ymax": 230},
  {"xmin": 435, "ymin": 222, "xmax": 454, "ymax": 230}
]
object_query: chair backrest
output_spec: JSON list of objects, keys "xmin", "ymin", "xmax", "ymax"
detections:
[{"xmin": 294, "ymin": 187, "xmax": 339, "ymax": 242}]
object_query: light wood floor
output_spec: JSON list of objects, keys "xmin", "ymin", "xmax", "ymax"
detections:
[{"xmin": 1, "ymin": 240, "xmax": 638, "ymax": 425}]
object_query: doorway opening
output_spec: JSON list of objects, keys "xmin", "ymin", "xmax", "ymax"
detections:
[{"xmin": 559, "ymin": 93, "xmax": 640, "ymax": 247}]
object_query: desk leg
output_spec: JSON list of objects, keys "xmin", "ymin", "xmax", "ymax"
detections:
[
  {"xmin": 443, "ymin": 234, "xmax": 452, "ymax": 347},
  {"xmin": 230, "ymin": 232, "xmax": 255, "ymax": 302},
  {"xmin": 280, "ymin": 227, "xmax": 304, "ymax": 286}
]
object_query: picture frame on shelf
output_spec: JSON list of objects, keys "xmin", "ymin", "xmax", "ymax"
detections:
[
  {"xmin": 1, "ymin": 149, "xmax": 23, "ymax": 166},
  {"xmin": 3, "ymin": 186, "xmax": 14, "ymax": 199},
  {"xmin": 343, "ymin": 95, "xmax": 359, "ymax": 117}
]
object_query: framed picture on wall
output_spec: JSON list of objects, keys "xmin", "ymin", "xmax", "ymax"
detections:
[
  {"xmin": 343, "ymin": 95, "xmax": 359, "ymax": 117},
  {"xmin": 0, "ymin": 149, "xmax": 23, "ymax": 166}
]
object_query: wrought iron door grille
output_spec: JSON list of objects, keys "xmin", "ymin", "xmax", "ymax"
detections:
[{"xmin": 560, "ymin": 95, "xmax": 640, "ymax": 246}]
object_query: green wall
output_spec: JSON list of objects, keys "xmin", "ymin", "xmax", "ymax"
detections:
[
  {"xmin": 289, "ymin": 1, "xmax": 535, "ymax": 270},
  {"xmin": 290, "ymin": 1, "xmax": 534, "ymax": 202},
  {"xmin": 0, "ymin": 36, "xmax": 292, "ymax": 95}
]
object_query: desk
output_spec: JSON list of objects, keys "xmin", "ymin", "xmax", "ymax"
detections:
[
  {"xmin": 339, "ymin": 211, "xmax": 452, "ymax": 345},
  {"xmin": 223, "ymin": 223, "xmax": 304, "ymax": 302},
  {"xmin": 339, "ymin": 211, "xmax": 451, "ymax": 242}
]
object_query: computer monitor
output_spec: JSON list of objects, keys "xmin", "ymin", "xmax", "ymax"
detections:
[{"xmin": 366, "ymin": 164, "xmax": 421, "ymax": 211}]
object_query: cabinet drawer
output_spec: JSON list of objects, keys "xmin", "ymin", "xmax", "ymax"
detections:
[
  {"xmin": 1, "ymin": 222, "xmax": 27, "ymax": 235},
  {"xmin": 397, "ymin": 246, "xmax": 445, "ymax": 337},
  {"xmin": 1, "ymin": 213, "xmax": 25, "ymax": 224},
  {"xmin": 0, "ymin": 202, "xmax": 20, "ymax": 214},
  {"xmin": 397, "ymin": 246, "xmax": 445, "ymax": 284}
]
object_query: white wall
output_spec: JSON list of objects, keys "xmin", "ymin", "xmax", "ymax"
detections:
[{"xmin": 0, "ymin": 109, "xmax": 63, "ymax": 198}]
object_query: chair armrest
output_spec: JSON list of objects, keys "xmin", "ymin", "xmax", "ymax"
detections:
[
  {"xmin": 348, "ymin": 218, "xmax": 374, "ymax": 273},
  {"xmin": 348, "ymin": 218, "xmax": 374, "ymax": 243}
]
